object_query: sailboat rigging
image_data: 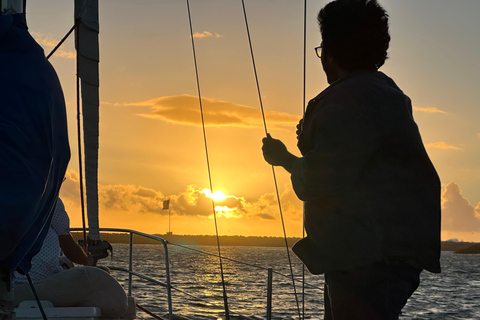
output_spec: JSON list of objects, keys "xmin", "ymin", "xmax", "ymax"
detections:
[
  {"xmin": 239, "ymin": 0, "xmax": 303, "ymax": 318},
  {"xmin": 27, "ymin": 0, "xmax": 314, "ymax": 319},
  {"xmin": 185, "ymin": 0, "xmax": 231, "ymax": 317}
]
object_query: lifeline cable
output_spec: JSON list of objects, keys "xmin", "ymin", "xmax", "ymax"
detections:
[
  {"xmin": 240, "ymin": 0, "xmax": 302, "ymax": 319},
  {"xmin": 169, "ymin": 242, "xmax": 322, "ymax": 290},
  {"xmin": 185, "ymin": 1, "xmax": 230, "ymax": 319}
]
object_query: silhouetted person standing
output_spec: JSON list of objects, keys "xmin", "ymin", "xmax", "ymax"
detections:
[{"xmin": 262, "ymin": 1, "xmax": 441, "ymax": 319}]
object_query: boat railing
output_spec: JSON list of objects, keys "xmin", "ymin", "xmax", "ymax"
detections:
[
  {"xmin": 70, "ymin": 228, "xmax": 320, "ymax": 320},
  {"xmin": 71, "ymin": 228, "xmax": 175, "ymax": 319}
]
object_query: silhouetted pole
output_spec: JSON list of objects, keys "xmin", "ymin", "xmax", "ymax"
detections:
[{"xmin": 267, "ymin": 268, "xmax": 273, "ymax": 320}]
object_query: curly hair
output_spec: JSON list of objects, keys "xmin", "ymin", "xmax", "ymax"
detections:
[{"xmin": 318, "ymin": 0, "xmax": 390, "ymax": 71}]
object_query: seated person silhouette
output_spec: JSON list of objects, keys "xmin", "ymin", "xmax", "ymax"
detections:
[{"xmin": 13, "ymin": 198, "xmax": 127, "ymax": 318}]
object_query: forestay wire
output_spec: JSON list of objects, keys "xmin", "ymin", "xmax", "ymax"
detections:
[
  {"xmin": 240, "ymin": 0, "xmax": 302, "ymax": 319},
  {"xmin": 185, "ymin": 1, "xmax": 230, "ymax": 319}
]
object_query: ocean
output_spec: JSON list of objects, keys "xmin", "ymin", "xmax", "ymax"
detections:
[{"xmin": 100, "ymin": 243, "xmax": 480, "ymax": 320}]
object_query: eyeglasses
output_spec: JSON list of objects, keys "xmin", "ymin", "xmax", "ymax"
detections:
[{"xmin": 314, "ymin": 45, "xmax": 322, "ymax": 58}]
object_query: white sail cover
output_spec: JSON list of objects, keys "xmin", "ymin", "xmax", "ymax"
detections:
[{"xmin": 75, "ymin": 0, "xmax": 100, "ymax": 241}]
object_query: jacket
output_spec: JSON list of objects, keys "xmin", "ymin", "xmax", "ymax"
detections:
[{"xmin": 291, "ymin": 71, "xmax": 441, "ymax": 274}]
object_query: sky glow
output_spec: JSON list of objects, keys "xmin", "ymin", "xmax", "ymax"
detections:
[{"xmin": 26, "ymin": 0, "xmax": 480, "ymax": 241}]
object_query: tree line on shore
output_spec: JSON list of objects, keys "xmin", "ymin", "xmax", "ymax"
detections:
[{"xmin": 71, "ymin": 232, "xmax": 479, "ymax": 252}]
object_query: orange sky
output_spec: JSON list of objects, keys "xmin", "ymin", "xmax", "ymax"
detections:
[{"xmin": 28, "ymin": 0, "xmax": 480, "ymax": 241}]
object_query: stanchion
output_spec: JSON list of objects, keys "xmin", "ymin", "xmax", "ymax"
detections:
[{"xmin": 267, "ymin": 268, "xmax": 273, "ymax": 320}]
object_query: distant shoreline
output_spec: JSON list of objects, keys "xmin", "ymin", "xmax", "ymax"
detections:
[
  {"xmin": 71, "ymin": 232, "xmax": 478, "ymax": 252},
  {"xmin": 72, "ymin": 232, "xmax": 301, "ymax": 247}
]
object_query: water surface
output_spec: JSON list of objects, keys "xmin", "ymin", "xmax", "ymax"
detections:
[{"xmin": 100, "ymin": 244, "xmax": 480, "ymax": 319}]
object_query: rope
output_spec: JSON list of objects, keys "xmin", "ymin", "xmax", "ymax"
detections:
[
  {"xmin": 302, "ymin": 2, "xmax": 307, "ymax": 118},
  {"xmin": 108, "ymin": 265, "xmax": 220, "ymax": 305},
  {"xmin": 75, "ymin": 18, "xmax": 89, "ymax": 251},
  {"xmin": 26, "ymin": 273, "xmax": 48, "ymax": 320},
  {"xmin": 301, "ymin": 2, "xmax": 307, "ymax": 319},
  {"xmin": 46, "ymin": 24, "xmax": 75, "ymax": 60},
  {"xmin": 185, "ymin": 1, "xmax": 230, "ymax": 319},
  {"xmin": 240, "ymin": 1, "xmax": 302, "ymax": 319},
  {"xmin": 136, "ymin": 303, "xmax": 166, "ymax": 320}
]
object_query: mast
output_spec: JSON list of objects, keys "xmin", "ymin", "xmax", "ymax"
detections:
[{"xmin": 74, "ymin": 0, "xmax": 100, "ymax": 242}]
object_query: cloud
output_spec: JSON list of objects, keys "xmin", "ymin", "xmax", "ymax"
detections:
[
  {"xmin": 60, "ymin": 173, "xmax": 248, "ymax": 218},
  {"xmin": 133, "ymin": 187, "xmax": 158, "ymax": 198},
  {"xmin": 123, "ymin": 94, "xmax": 300, "ymax": 128},
  {"xmin": 193, "ymin": 31, "xmax": 212, "ymax": 38},
  {"xmin": 244, "ymin": 184, "xmax": 303, "ymax": 221},
  {"xmin": 426, "ymin": 142, "xmax": 461, "ymax": 150},
  {"xmin": 413, "ymin": 106, "xmax": 448, "ymax": 114},
  {"xmin": 59, "ymin": 171, "xmax": 480, "ymax": 237},
  {"xmin": 101, "ymin": 101, "xmax": 124, "ymax": 107},
  {"xmin": 60, "ymin": 170, "xmax": 82, "ymax": 206},
  {"xmin": 61, "ymin": 170, "xmax": 166, "ymax": 213},
  {"xmin": 30, "ymin": 32, "xmax": 75, "ymax": 59},
  {"xmin": 192, "ymin": 31, "xmax": 222, "ymax": 39},
  {"xmin": 60, "ymin": 170, "xmax": 302, "ymax": 222},
  {"xmin": 441, "ymin": 182, "xmax": 480, "ymax": 232},
  {"xmin": 257, "ymin": 213, "xmax": 275, "ymax": 220},
  {"xmin": 172, "ymin": 185, "xmax": 248, "ymax": 218}
]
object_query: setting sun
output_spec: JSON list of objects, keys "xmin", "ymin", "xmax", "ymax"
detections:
[
  {"xmin": 201, "ymin": 189, "xmax": 227, "ymax": 201},
  {"xmin": 212, "ymin": 191, "xmax": 226, "ymax": 201}
]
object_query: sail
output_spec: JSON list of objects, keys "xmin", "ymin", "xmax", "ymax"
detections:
[
  {"xmin": 0, "ymin": 12, "xmax": 70, "ymax": 272},
  {"xmin": 75, "ymin": 0, "xmax": 100, "ymax": 241}
]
